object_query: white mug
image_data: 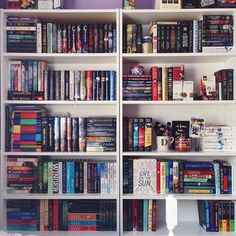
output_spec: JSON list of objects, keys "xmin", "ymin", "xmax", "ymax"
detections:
[{"xmin": 157, "ymin": 136, "xmax": 174, "ymax": 152}]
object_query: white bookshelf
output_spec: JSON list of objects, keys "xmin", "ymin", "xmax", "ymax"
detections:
[
  {"xmin": 1, "ymin": 7, "xmax": 236, "ymax": 236},
  {"xmin": 0, "ymin": 9, "xmax": 120, "ymax": 236},
  {"xmin": 120, "ymin": 8, "xmax": 236, "ymax": 236}
]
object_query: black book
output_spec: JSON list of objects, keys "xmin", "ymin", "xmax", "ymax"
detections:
[
  {"xmin": 42, "ymin": 23, "xmax": 47, "ymax": 53},
  {"xmin": 104, "ymin": 24, "xmax": 109, "ymax": 53},
  {"xmin": 123, "ymin": 117, "xmax": 129, "ymax": 151},
  {"xmin": 92, "ymin": 71, "xmax": 97, "ymax": 100},
  {"xmin": 108, "ymin": 24, "xmax": 113, "ymax": 53},
  {"xmin": 127, "ymin": 158, "xmax": 133, "ymax": 194},
  {"xmin": 88, "ymin": 24, "xmax": 94, "ymax": 53},
  {"xmin": 168, "ymin": 67, "xmax": 173, "ymax": 100},
  {"xmin": 181, "ymin": 21, "xmax": 190, "ymax": 53},
  {"xmin": 96, "ymin": 71, "xmax": 101, "ymax": 101},
  {"xmin": 94, "ymin": 24, "xmax": 99, "ymax": 53},
  {"xmin": 100, "ymin": 71, "xmax": 106, "ymax": 100},
  {"xmin": 72, "ymin": 118, "xmax": 79, "ymax": 151},
  {"xmin": 123, "ymin": 24, "xmax": 127, "ymax": 53},
  {"xmin": 127, "ymin": 200, "xmax": 133, "ymax": 231},
  {"xmin": 99, "ymin": 24, "xmax": 104, "ymax": 53},
  {"xmin": 82, "ymin": 24, "xmax": 89, "ymax": 53},
  {"xmin": 136, "ymin": 24, "xmax": 143, "ymax": 53},
  {"xmin": 71, "ymin": 25, "xmax": 77, "ymax": 53},
  {"xmin": 128, "ymin": 118, "xmax": 134, "ymax": 151},
  {"xmin": 137, "ymin": 200, "xmax": 144, "ymax": 231},
  {"xmin": 64, "ymin": 71, "xmax": 70, "ymax": 100},
  {"xmin": 105, "ymin": 71, "xmax": 109, "ymax": 100}
]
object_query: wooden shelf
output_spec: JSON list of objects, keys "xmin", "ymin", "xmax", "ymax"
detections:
[
  {"xmin": 3, "ymin": 53, "xmax": 118, "ymax": 64},
  {"xmin": 122, "ymin": 52, "xmax": 236, "ymax": 64},
  {"xmin": 123, "ymin": 151, "xmax": 236, "ymax": 157},
  {"xmin": 123, "ymin": 8, "xmax": 236, "ymax": 24},
  {"xmin": 3, "ymin": 193, "xmax": 118, "ymax": 200},
  {"xmin": 122, "ymin": 101, "xmax": 236, "ymax": 105},
  {"xmin": 4, "ymin": 152, "xmax": 118, "ymax": 156},
  {"xmin": 3, "ymin": 9, "xmax": 118, "ymax": 23},
  {"xmin": 4, "ymin": 100, "xmax": 117, "ymax": 105},
  {"xmin": 123, "ymin": 194, "xmax": 236, "ymax": 201}
]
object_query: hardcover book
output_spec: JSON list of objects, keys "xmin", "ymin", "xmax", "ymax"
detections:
[{"xmin": 133, "ymin": 159, "xmax": 156, "ymax": 194}]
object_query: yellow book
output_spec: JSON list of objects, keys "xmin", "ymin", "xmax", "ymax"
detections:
[
  {"xmin": 44, "ymin": 199, "xmax": 49, "ymax": 230},
  {"xmin": 160, "ymin": 161, "xmax": 166, "ymax": 194},
  {"xmin": 186, "ymin": 189, "xmax": 211, "ymax": 194},
  {"xmin": 162, "ymin": 67, "xmax": 168, "ymax": 101},
  {"xmin": 148, "ymin": 200, "xmax": 153, "ymax": 231},
  {"xmin": 40, "ymin": 199, "xmax": 45, "ymax": 231}
]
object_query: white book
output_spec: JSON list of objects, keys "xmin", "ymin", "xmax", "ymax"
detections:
[
  {"xmin": 60, "ymin": 71, "xmax": 65, "ymax": 100},
  {"xmin": 37, "ymin": 23, "xmax": 42, "ymax": 53},
  {"xmin": 58, "ymin": 161, "xmax": 63, "ymax": 194},
  {"xmin": 173, "ymin": 81, "xmax": 183, "ymax": 101},
  {"xmin": 69, "ymin": 70, "xmax": 75, "ymax": 101},
  {"xmin": 84, "ymin": 162, "xmax": 87, "ymax": 194},
  {"xmin": 133, "ymin": 159, "xmax": 156, "ymax": 194},
  {"xmin": 38, "ymin": 0, "xmax": 53, "ymax": 9}
]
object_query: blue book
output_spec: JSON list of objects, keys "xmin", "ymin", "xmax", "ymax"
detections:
[
  {"xmin": 133, "ymin": 118, "xmax": 139, "ymax": 150},
  {"xmin": 165, "ymin": 161, "xmax": 169, "ymax": 194},
  {"xmin": 213, "ymin": 162, "xmax": 220, "ymax": 194},
  {"xmin": 169, "ymin": 161, "xmax": 173, "ymax": 194},
  {"xmin": 66, "ymin": 162, "xmax": 70, "ymax": 193},
  {"xmin": 205, "ymin": 201, "xmax": 210, "ymax": 231},
  {"xmin": 109, "ymin": 70, "xmax": 116, "ymax": 101},
  {"xmin": 184, "ymin": 162, "xmax": 214, "ymax": 169},
  {"xmin": 228, "ymin": 165, "xmax": 232, "ymax": 194},
  {"xmin": 97, "ymin": 162, "xmax": 101, "ymax": 193},
  {"xmin": 32, "ymin": 61, "xmax": 38, "ymax": 92},
  {"xmin": 68, "ymin": 220, "xmax": 97, "ymax": 226},
  {"xmin": 143, "ymin": 200, "xmax": 148, "ymax": 231},
  {"xmin": 70, "ymin": 161, "xmax": 75, "ymax": 193}
]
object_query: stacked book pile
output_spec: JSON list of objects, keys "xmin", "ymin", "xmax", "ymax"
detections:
[
  {"xmin": 204, "ymin": 125, "xmax": 233, "ymax": 152},
  {"xmin": 7, "ymin": 199, "xmax": 116, "ymax": 231},
  {"xmin": 7, "ymin": 16, "xmax": 37, "ymax": 53},
  {"xmin": 7, "ymin": 157, "xmax": 38, "ymax": 194},
  {"xmin": 123, "ymin": 159, "xmax": 232, "ymax": 194},
  {"xmin": 68, "ymin": 200, "xmax": 116, "ymax": 231},
  {"xmin": 86, "ymin": 118, "xmax": 116, "ymax": 152},
  {"xmin": 7, "ymin": 200, "xmax": 39, "ymax": 231},
  {"xmin": 123, "ymin": 74, "xmax": 152, "ymax": 101},
  {"xmin": 198, "ymin": 200, "xmax": 235, "ymax": 232},
  {"xmin": 202, "ymin": 15, "xmax": 233, "ymax": 52},
  {"xmin": 123, "ymin": 200, "xmax": 157, "ymax": 232},
  {"xmin": 123, "ymin": 117, "xmax": 152, "ymax": 152},
  {"xmin": 6, "ymin": 106, "xmax": 45, "ymax": 152}
]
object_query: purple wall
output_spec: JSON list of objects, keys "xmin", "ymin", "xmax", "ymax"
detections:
[
  {"xmin": 64, "ymin": 0, "xmax": 155, "ymax": 9},
  {"xmin": 0, "ymin": 0, "xmax": 155, "ymax": 9}
]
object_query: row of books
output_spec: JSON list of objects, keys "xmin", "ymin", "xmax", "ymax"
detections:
[
  {"xmin": 123, "ymin": 117, "xmax": 233, "ymax": 152},
  {"xmin": 198, "ymin": 200, "xmax": 235, "ymax": 232},
  {"xmin": 123, "ymin": 15, "xmax": 233, "ymax": 53},
  {"xmin": 123, "ymin": 66, "xmax": 234, "ymax": 101},
  {"xmin": 123, "ymin": 117, "xmax": 153, "ymax": 152},
  {"xmin": 7, "ymin": 16, "xmax": 117, "ymax": 53},
  {"xmin": 7, "ymin": 199, "xmax": 116, "ymax": 231},
  {"xmin": 182, "ymin": 0, "xmax": 236, "ymax": 8},
  {"xmin": 5, "ymin": 106, "xmax": 117, "ymax": 152},
  {"xmin": 7, "ymin": 157, "xmax": 117, "ymax": 194},
  {"xmin": 123, "ymin": 200, "xmax": 157, "ymax": 232},
  {"xmin": 123, "ymin": 159, "xmax": 232, "ymax": 194},
  {"xmin": 8, "ymin": 60, "xmax": 116, "ymax": 101}
]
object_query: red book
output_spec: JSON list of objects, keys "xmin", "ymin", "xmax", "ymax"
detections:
[
  {"xmin": 53, "ymin": 200, "xmax": 59, "ymax": 231},
  {"xmin": 152, "ymin": 200, "xmax": 157, "ymax": 231},
  {"xmin": 132, "ymin": 199, "xmax": 138, "ymax": 231},
  {"xmin": 173, "ymin": 66, "xmax": 184, "ymax": 81},
  {"xmin": 86, "ymin": 71, "xmax": 93, "ymax": 101},
  {"xmin": 68, "ymin": 226, "xmax": 97, "ymax": 231},
  {"xmin": 151, "ymin": 67, "xmax": 158, "ymax": 100},
  {"xmin": 7, "ymin": 219, "xmax": 37, "ymax": 224},
  {"xmin": 8, "ymin": 177, "xmax": 35, "ymax": 182},
  {"xmin": 183, "ymin": 170, "xmax": 215, "ymax": 175},
  {"xmin": 7, "ymin": 0, "xmax": 21, "ymax": 9},
  {"xmin": 19, "ymin": 112, "xmax": 38, "ymax": 119},
  {"xmin": 156, "ymin": 161, "xmax": 160, "ymax": 194}
]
